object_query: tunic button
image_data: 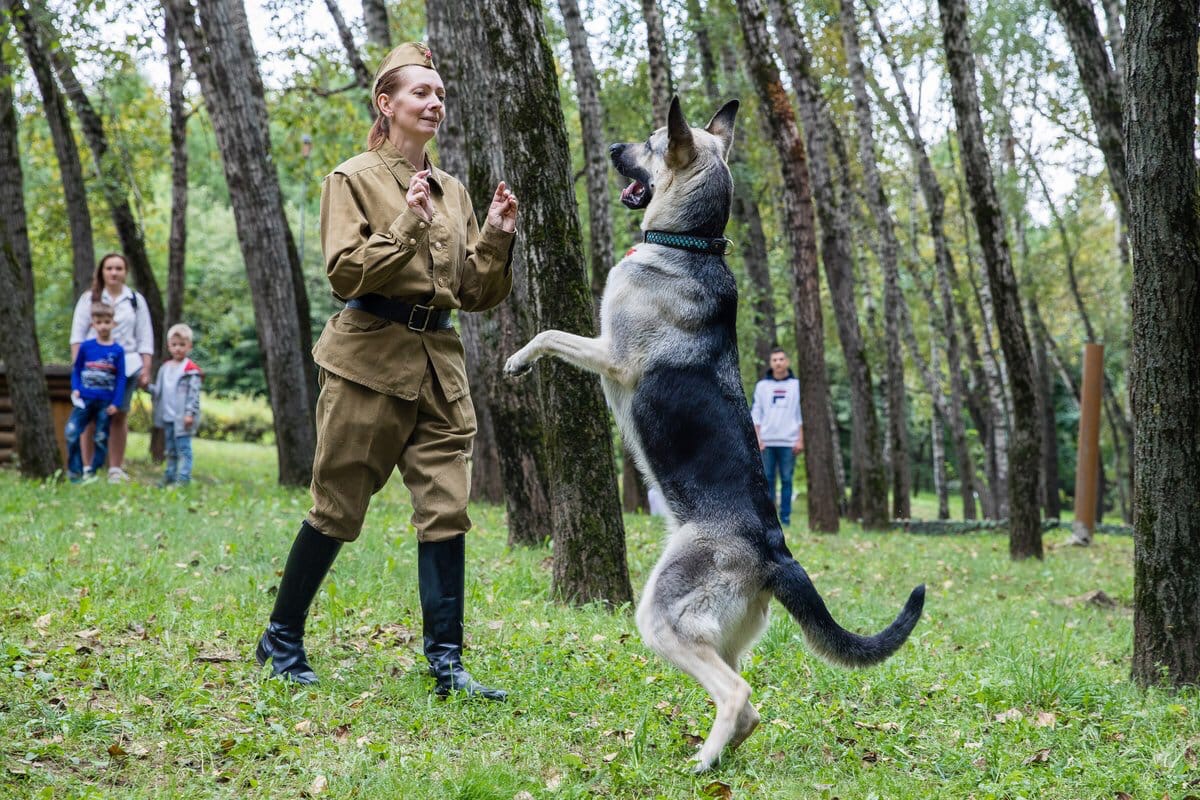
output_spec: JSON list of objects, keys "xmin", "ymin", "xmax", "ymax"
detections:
[
  {"xmin": 437, "ymin": 277, "xmax": 447, "ymax": 287},
  {"xmin": 408, "ymin": 238, "xmax": 417, "ymax": 245}
]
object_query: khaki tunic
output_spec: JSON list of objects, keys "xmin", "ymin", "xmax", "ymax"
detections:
[{"xmin": 307, "ymin": 140, "xmax": 514, "ymax": 542}]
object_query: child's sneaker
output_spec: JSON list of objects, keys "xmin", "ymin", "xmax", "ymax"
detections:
[
  {"xmin": 107, "ymin": 467, "xmax": 130, "ymax": 484},
  {"xmin": 68, "ymin": 472, "xmax": 83, "ymax": 484},
  {"xmin": 81, "ymin": 468, "xmax": 98, "ymax": 485}
]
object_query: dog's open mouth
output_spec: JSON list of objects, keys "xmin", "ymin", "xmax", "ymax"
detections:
[{"xmin": 621, "ymin": 179, "xmax": 651, "ymax": 209}]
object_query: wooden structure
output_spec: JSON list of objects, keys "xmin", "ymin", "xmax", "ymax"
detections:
[
  {"xmin": 0, "ymin": 365, "xmax": 73, "ymax": 467},
  {"xmin": 1071, "ymin": 343, "xmax": 1104, "ymax": 545}
]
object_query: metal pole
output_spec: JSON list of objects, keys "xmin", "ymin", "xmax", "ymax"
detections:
[{"xmin": 1071, "ymin": 342, "xmax": 1104, "ymax": 545}]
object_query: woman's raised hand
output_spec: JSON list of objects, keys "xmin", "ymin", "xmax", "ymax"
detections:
[
  {"xmin": 487, "ymin": 181, "xmax": 519, "ymax": 233},
  {"xmin": 406, "ymin": 169, "xmax": 434, "ymax": 222}
]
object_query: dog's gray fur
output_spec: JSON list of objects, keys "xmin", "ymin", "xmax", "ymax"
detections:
[{"xmin": 505, "ymin": 97, "xmax": 924, "ymax": 772}]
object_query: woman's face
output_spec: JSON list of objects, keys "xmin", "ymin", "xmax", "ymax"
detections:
[
  {"xmin": 102, "ymin": 257, "xmax": 127, "ymax": 290},
  {"xmin": 384, "ymin": 67, "xmax": 445, "ymax": 143}
]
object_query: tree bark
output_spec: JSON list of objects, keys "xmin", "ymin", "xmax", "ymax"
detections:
[
  {"xmin": 322, "ymin": 0, "xmax": 373, "ymax": 102},
  {"xmin": 937, "ymin": 0, "xmax": 1042, "ymax": 558},
  {"xmin": 769, "ymin": 0, "xmax": 886, "ymax": 526},
  {"xmin": 428, "ymin": 0, "xmax": 556, "ymax": 543},
  {"xmin": 0, "ymin": 27, "xmax": 60, "ymax": 478},
  {"xmin": 1048, "ymin": 0, "xmax": 1128, "ymax": 226},
  {"xmin": 735, "ymin": 0, "xmax": 839, "ymax": 532},
  {"xmin": 866, "ymin": 0, "xmax": 977, "ymax": 520},
  {"xmin": 163, "ymin": 0, "xmax": 317, "ymax": 487},
  {"xmin": 44, "ymin": 19, "xmax": 165, "ymax": 361},
  {"xmin": 1126, "ymin": 0, "xmax": 1200, "ymax": 689},
  {"xmin": 840, "ymin": 0, "xmax": 911, "ymax": 519},
  {"xmin": 362, "ymin": 0, "xmax": 391, "ymax": 51},
  {"xmin": 165, "ymin": 11, "xmax": 187, "ymax": 332},
  {"xmin": 446, "ymin": 0, "xmax": 631, "ymax": 604},
  {"xmin": 6, "ymin": 0, "xmax": 93, "ymax": 298},
  {"xmin": 641, "ymin": 0, "xmax": 673, "ymax": 125},
  {"xmin": 558, "ymin": 0, "xmax": 613, "ymax": 305}
]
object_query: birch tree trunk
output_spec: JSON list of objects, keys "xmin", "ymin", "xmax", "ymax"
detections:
[
  {"xmin": 735, "ymin": 0, "xmax": 839, "ymax": 532},
  {"xmin": 770, "ymin": 0, "xmax": 886, "ymax": 526},
  {"xmin": 1126, "ymin": 0, "xmax": 1200, "ymax": 688},
  {"xmin": 428, "ymin": 1, "xmax": 554, "ymax": 531},
  {"xmin": 6, "ymin": 0, "xmax": 93, "ymax": 297},
  {"xmin": 0, "ymin": 29, "xmax": 60, "ymax": 478},
  {"xmin": 641, "ymin": 0, "xmax": 673, "ymax": 125},
  {"xmin": 841, "ymin": 0, "xmax": 911, "ymax": 519},
  {"xmin": 163, "ymin": 0, "xmax": 317, "ymax": 487},
  {"xmin": 165, "ymin": 11, "xmax": 187, "ymax": 332},
  {"xmin": 866, "ymin": 0, "xmax": 977, "ymax": 519},
  {"xmin": 938, "ymin": 0, "xmax": 1042, "ymax": 558}
]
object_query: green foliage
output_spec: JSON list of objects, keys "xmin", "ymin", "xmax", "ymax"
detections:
[{"xmin": 0, "ymin": 437, "xmax": 1195, "ymax": 799}]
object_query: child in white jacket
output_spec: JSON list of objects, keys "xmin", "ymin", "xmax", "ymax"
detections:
[{"xmin": 151, "ymin": 324, "xmax": 203, "ymax": 486}]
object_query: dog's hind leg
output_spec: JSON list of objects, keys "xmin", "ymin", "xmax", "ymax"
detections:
[
  {"xmin": 504, "ymin": 331, "xmax": 629, "ymax": 384},
  {"xmin": 653, "ymin": 634, "xmax": 755, "ymax": 772}
]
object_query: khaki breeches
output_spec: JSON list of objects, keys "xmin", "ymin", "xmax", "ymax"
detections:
[{"xmin": 307, "ymin": 367, "xmax": 476, "ymax": 542}]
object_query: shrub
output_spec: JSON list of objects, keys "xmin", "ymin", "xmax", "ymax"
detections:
[{"xmin": 127, "ymin": 391, "xmax": 275, "ymax": 444}]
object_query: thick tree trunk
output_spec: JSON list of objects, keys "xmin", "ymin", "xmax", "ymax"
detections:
[
  {"xmin": 938, "ymin": 0, "xmax": 1042, "ymax": 558},
  {"xmin": 165, "ymin": 11, "xmax": 187, "ymax": 332},
  {"xmin": 164, "ymin": 0, "xmax": 317, "ymax": 487},
  {"xmin": 428, "ymin": 1, "xmax": 555, "ymax": 536},
  {"xmin": 1049, "ymin": 0, "xmax": 1127, "ymax": 226},
  {"xmin": 45, "ymin": 23, "xmax": 165, "ymax": 361},
  {"xmin": 459, "ymin": 316, "xmax": 504, "ymax": 505},
  {"xmin": 840, "ymin": 0, "xmax": 911, "ymax": 519},
  {"xmin": 472, "ymin": 0, "xmax": 631, "ymax": 605},
  {"xmin": 558, "ymin": 0, "xmax": 613, "ymax": 304},
  {"xmin": 362, "ymin": 0, "xmax": 391, "ymax": 51},
  {"xmin": 1126, "ymin": 0, "xmax": 1200, "ymax": 689},
  {"xmin": 1028, "ymin": 299, "xmax": 1062, "ymax": 519},
  {"xmin": 866, "ymin": 0, "xmax": 977, "ymax": 520},
  {"xmin": 6, "ymin": 0, "xmax": 93, "ymax": 298},
  {"xmin": 641, "ymin": 0, "xmax": 673, "ymax": 125},
  {"xmin": 735, "ymin": 0, "xmax": 839, "ymax": 532},
  {"xmin": 770, "ymin": 0, "xmax": 887, "ymax": 527},
  {"xmin": 0, "ymin": 31, "xmax": 60, "ymax": 478}
]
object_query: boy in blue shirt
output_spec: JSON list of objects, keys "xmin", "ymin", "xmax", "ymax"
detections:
[{"xmin": 66, "ymin": 303, "xmax": 126, "ymax": 483}]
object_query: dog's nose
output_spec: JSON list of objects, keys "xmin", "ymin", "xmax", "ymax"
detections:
[{"xmin": 609, "ymin": 143, "xmax": 624, "ymax": 156}]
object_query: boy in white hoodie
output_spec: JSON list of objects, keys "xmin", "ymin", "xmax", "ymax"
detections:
[
  {"xmin": 750, "ymin": 348, "xmax": 804, "ymax": 525},
  {"xmin": 151, "ymin": 323, "xmax": 203, "ymax": 486}
]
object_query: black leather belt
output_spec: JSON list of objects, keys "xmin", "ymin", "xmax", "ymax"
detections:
[{"xmin": 345, "ymin": 294, "xmax": 453, "ymax": 332}]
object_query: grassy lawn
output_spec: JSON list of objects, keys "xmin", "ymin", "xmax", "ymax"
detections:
[{"xmin": 1, "ymin": 435, "xmax": 1196, "ymax": 798}]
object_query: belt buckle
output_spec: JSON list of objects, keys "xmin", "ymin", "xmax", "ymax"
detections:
[{"xmin": 407, "ymin": 303, "xmax": 433, "ymax": 332}]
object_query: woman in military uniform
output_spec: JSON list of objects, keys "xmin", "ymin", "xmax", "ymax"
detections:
[{"xmin": 256, "ymin": 43, "xmax": 517, "ymax": 700}]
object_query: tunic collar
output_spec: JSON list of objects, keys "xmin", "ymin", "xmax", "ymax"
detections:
[{"xmin": 374, "ymin": 139, "xmax": 447, "ymax": 194}]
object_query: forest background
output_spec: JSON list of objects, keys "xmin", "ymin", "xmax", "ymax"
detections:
[{"xmin": 9, "ymin": 0, "xmax": 1127, "ymax": 523}]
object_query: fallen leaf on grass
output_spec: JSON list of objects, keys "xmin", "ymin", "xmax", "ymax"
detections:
[
  {"xmin": 332, "ymin": 725, "xmax": 351, "ymax": 743},
  {"xmin": 683, "ymin": 733, "xmax": 704, "ymax": 747},
  {"xmin": 602, "ymin": 752, "xmax": 618, "ymax": 763},
  {"xmin": 295, "ymin": 720, "xmax": 313, "ymax": 734},
  {"xmin": 514, "ymin": 793, "xmax": 535, "ymax": 800},
  {"xmin": 994, "ymin": 708, "xmax": 1023, "ymax": 723},
  {"xmin": 1023, "ymin": 748, "xmax": 1051, "ymax": 765},
  {"xmin": 309, "ymin": 775, "xmax": 328, "ymax": 795},
  {"xmin": 1114, "ymin": 793, "xmax": 1133, "ymax": 800},
  {"xmin": 35, "ymin": 613, "xmax": 53, "ymax": 632},
  {"xmin": 1035, "ymin": 711, "xmax": 1057, "ymax": 728},
  {"xmin": 1059, "ymin": 589, "xmax": 1117, "ymax": 608},
  {"xmin": 107, "ymin": 743, "xmax": 127, "ymax": 759},
  {"xmin": 702, "ymin": 781, "xmax": 733, "ymax": 799},
  {"xmin": 74, "ymin": 628, "xmax": 102, "ymax": 640},
  {"xmin": 193, "ymin": 652, "xmax": 236, "ymax": 663}
]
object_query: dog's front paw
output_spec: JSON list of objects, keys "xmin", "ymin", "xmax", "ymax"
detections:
[{"xmin": 503, "ymin": 351, "xmax": 534, "ymax": 378}]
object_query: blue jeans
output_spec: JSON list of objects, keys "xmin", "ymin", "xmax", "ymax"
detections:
[
  {"xmin": 65, "ymin": 400, "xmax": 111, "ymax": 478},
  {"xmin": 164, "ymin": 428, "xmax": 194, "ymax": 485},
  {"xmin": 762, "ymin": 446, "xmax": 796, "ymax": 524}
]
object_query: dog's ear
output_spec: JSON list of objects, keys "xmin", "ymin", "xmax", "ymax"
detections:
[
  {"xmin": 705, "ymin": 99, "xmax": 739, "ymax": 159},
  {"xmin": 666, "ymin": 95, "xmax": 696, "ymax": 169}
]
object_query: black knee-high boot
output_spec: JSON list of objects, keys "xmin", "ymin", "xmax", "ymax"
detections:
[
  {"xmin": 418, "ymin": 535, "xmax": 506, "ymax": 700},
  {"xmin": 256, "ymin": 521, "xmax": 342, "ymax": 683}
]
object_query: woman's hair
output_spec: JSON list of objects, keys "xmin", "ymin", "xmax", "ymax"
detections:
[
  {"xmin": 367, "ymin": 66, "xmax": 418, "ymax": 150},
  {"xmin": 91, "ymin": 252, "xmax": 128, "ymax": 302}
]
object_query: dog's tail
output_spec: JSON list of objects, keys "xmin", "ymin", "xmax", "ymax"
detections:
[{"xmin": 769, "ymin": 557, "xmax": 925, "ymax": 668}]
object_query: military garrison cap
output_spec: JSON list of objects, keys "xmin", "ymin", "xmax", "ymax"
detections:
[{"xmin": 374, "ymin": 42, "xmax": 436, "ymax": 91}]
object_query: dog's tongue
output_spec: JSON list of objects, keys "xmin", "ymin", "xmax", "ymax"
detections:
[{"xmin": 621, "ymin": 180, "xmax": 644, "ymax": 202}]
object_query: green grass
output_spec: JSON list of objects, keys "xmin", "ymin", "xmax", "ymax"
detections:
[{"xmin": 2, "ymin": 435, "xmax": 1196, "ymax": 798}]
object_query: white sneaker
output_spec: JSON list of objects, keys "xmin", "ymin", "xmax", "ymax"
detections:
[{"xmin": 107, "ymin": 467, "xmax": 130, "ymax": 484}]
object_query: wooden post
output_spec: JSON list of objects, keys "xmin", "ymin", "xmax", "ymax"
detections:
[{"xmin": 1071, "ymin": 343, "xmax": 1104, "ymax": 544}]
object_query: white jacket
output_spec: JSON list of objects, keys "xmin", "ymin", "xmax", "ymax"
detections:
[{"xmin": 750, "ymin": 371, "xmax": 803, "ymax": 447}]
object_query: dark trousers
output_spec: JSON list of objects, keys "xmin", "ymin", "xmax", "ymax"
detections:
[{"xmin": 762, "ymin": 446, "xmax": 796, "ymax": 524}]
